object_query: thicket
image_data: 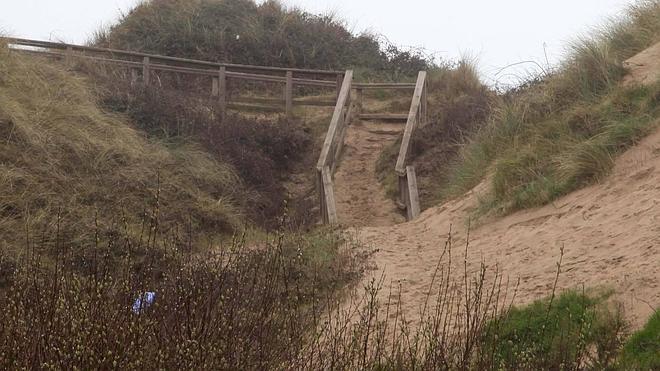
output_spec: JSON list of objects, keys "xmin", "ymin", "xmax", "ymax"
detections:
[
  {"xmin": 441, "ymin": 0, "xmax": 660, "ymax": 214},
  {"xmin": 93, "ymin": 0, "xmax": 431, "ymax": 79}
]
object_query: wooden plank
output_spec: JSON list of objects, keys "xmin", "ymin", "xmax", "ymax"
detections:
[
  {"xmin": 406, "ymin": 166, "xmax": 421, "ymax": 219},
  {"xmin": 395, "ymin": 71, "xmax": 427, "ymax": 175},
  {"xmin": 322, "ymin": 166, "xmax": 338, "ymax": 225},
  {"xmin": 218, "ymin": 67, "xmax": 227, "ymax": 120},
  {"xmin": 353, "ymin": 83, "xmax": 416, "ymax": 89},
  {"xmin": 317, "ymin": 169, "xmax": 327, "ymax": 223},
  {"xmin": 292, "ymin": 78, "xmax": 337, "ymax": 87},
  {"xmin": 142, "ymin": 56, "xmax": 150, "ymax": 86},
  {"xmin": 292, "ymin": 99, "xmax": 335, "ymax": 107},
  {"xmin": 335, "ymin": 73, "xmax": 343, "ymax": 101},
  {"xmin": 226, "ymin": 103, "xmax": 282, "ymax": 113},
  {"xmin": 359, "ymin": 113, "xmax": 408, "ymax": 121},
  {"xmin": 211, "ymin": 77, "xmax": 219, "ymax": 96},
  {"xmin": 286, "ymin": 71, "xmax": 293, "ymax": 118},
  {"xmin": 3, "ymin": 37, "xmax": 343, "ymax": 77},
  {"xmin": 317, "ymin": 70, "xmax": 353, "ymax": 171}
]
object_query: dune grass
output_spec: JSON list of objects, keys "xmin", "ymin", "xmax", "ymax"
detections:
[
  {"xmin": 0, "ymin": 39, "xmax": 245, "ymax": 262},
  {"xmin": 440, "ymin": 0, "xmax": 660, "ymax": 214}
]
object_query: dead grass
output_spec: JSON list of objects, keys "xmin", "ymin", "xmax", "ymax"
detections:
[{"xmin": 0, "ymin": 40, "xmax": 244, "ymax": 257}]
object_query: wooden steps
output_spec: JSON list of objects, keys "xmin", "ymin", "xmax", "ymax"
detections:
[{"xmin": 358, "ymin": 113, "xmax": 408, "ymax": 122}]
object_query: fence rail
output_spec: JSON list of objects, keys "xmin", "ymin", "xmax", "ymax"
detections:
[
  {"xmin": 394, "ymin": 71, "xmax": 428, "ymax": 220},
  {"xmin": 3, "ymin": 37, "xmax": 344, "ymax": 118},
  {"xmin": 316, "ymin": 70, "xmax": 354, "ymax": 225}
]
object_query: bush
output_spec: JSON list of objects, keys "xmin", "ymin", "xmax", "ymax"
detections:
[
  {"xmin": 98, "ymin": 80, "xmax": 312, "ymax": 229},
  {"xmin": 93, "ymin": 0, "xmax": 431, "ymax": 78},
  {"xmin": 618, "ymin": 310, "xmax": 660, "ymax": 370},
  {"xmin": 484, "ymin": 290, "xmax": 627, "ymax": 370}
]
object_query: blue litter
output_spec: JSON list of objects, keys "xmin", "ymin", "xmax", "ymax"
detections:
[{"xmin": 132, "ymin": 291, "xmax": 156, "ymax": 314}]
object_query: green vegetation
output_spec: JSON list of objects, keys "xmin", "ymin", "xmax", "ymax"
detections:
[
  {"xmin": 94, "ymin": 0, "xmax": 430, "ymax": 79},
  {"xmin": 440, "ymin": 0, "xmax": 660, "ymax": 214},
  {"xmin": 618, "ymin": 310, "xmax": 660, "ymax": 369},
  {"xmin": 485, "ymin": 290, "xmax": 627, "ymax": 369}
]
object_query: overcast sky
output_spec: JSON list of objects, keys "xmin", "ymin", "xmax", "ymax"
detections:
[{"xmin": 0, "ymin": 0, "xmax": 637, "ymax": 86}]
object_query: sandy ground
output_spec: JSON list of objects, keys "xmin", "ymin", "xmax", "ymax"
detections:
[
  {"xmin": 334, "ymin": 120, "xmax": 406, "ymax": 227},
  {"xmin": 623, "ymin": 41, "xmax": 660, "ymax": 87},
  {"xmin": 334, "ymin": 45, "xmax": 660, "ymax": 329},
  {"xmin": 354, "ymin": 124, "xmax": 659, "ymax": 329}
]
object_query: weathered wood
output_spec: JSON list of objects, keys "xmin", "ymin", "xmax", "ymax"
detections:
[
  {"xmin": 317, "ymin": 169, "xmax": 327, "ymax": 223},
  {"xmin": 395, "ymin": 71, "xmax": 427, "ymax": 175},
  {"xmin": 406, "ymin": 166, "xmax": 421, "ymax": 219},
  {"xmin": 322, "ymin": 166, "xmax": 338, "ymax": 225},
  {"xmin": 336, "ymin": 73, "xmax": 343, "ymax": 100},
  {"xmin": 353, "ymin": 83, "xmax": 416, "ymax": 89},
  {"xmin": 142, "ymin": 56, "xmax": 151, "ymax": 86},
  {"xmin": 286, "ymin": 71, "xmax": 294, "ymax": 118},
  {"xmin": 211, "ymin": 77, "xmax": 219, "ymax": 96},
  {"xmin": 317, "ymin": 70, "xmax": 353, "ymax": 171},
  {"xmin": 3, "ymin": 37, "xmax": 343, "ymax": 77},
  {"xmin": 65, "ymin": 46, "xmax": 73, "ymax": 68},
  {"xmin": 218, "ymin": 67, "xmax": 227, "ymax": 120},
  {"xmin": 293, "ymin": 99, "xmax": 336, "ymax": 107},
  {"xmin": 359, "ymin": 113, "xmax": 408, "ymax": 121},
  {"xmin": 226, "ymin": 103, "xmax": 281, "ymax": 113}
]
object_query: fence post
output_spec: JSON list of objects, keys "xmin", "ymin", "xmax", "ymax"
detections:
[
  {"xmin": 218, "ymin": 66, "xmax": 227, "ymax": 121},
  {"xmin": 285, "ymin": 71, "xmax": 293, "ymax": 119},
  {"xmin": 336, "ymin": 73, "xmax": 343, "ymax": 100},
  {"xmin": 65, "ymin": 46, "xmax": 73, "ymax": 69},
  {"xmin": 356, "ymin": 88, "xmax": 363, "ymax": 116},
  {"xmin": 211, "ymin": 76, "xmax": 219, "ymax": 96},
  {"xmin": 142, "ymin": 57, "xmax": 150, "ymax": 86}
]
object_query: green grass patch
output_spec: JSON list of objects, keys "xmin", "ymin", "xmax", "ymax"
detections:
[
  {"xmin": 618, "ymin": 310, "xmax": 660, "ymax": 370},
  {"xmin": 484, "ymin": 290, "xmax": 627, "ymax": 370}
]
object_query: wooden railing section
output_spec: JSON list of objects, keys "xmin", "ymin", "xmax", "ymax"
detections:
[
  {"xmin": 394, "ymin": 71, "xmax": 428, "ymax": 221},
  {"xmin": 316, "ymin": 71, "xmax": 354, "ymax": 225},
  {"xmin": 3, "ymin": 37, "xmax": 343, "ymax": 118}
]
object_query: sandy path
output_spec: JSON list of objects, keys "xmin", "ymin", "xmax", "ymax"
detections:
[
  {"xmin": 333, "ymin": 120, "xmax": 406, "ymax": 227},
  {"xmin": 354, "ymin": 126, "xmax": 660, "ymax": 329}
]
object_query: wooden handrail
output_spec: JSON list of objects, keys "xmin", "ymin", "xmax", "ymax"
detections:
[
  {"xmin": 317, "ymin": 70, "xmax": 354, "ymax": 225},
  {"xmin": 394, "ymin": 71, "xmax": 427, "ymax": 220},
  {"xmin": 3, "ymin": 37, "xmax": 342, "ymax": 78}
]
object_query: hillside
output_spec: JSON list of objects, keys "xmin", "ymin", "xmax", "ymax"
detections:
[{"xmin": 94, "ymin": 0, "xmax": 430, "ymax": 78}]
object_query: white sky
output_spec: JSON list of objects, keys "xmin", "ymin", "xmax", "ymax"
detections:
[{"xmin": 0, "ymin": 0, "xmax": 637, "ymax": 86}]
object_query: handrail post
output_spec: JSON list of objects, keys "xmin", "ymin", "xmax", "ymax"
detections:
[
  {"xmin": 218, "ymin": 66, "xmax": 227, "ymax": 121},
  {"xmin": 285, "ymin": 71, "xmax": 293, "ymax": 119},
  {"xmin": 335, "ymin": 73, "xmax": 343, "ymax": 100},
  {"xmin": 356, "ymin": 88, "xmax": 363, "ymax": 116},
  {"xmin": 65, "ymin": 46, "xmax": 73, "ymax": 69},
  {"xmin": 142, "ymin": 56, "xmax": 150, "ymax": 86}
]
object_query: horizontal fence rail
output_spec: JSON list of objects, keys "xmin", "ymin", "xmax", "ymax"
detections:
[
  {"xmin": 394, "ymin": 71, "xmax": 428, "ymax": 221},
  {"xmin": 316, "ymin": 70, "xmax": 354, "ymax": 225},
  {"xmin": 3, "ymin": 37, "xmax": 344, "ymax": 118}
]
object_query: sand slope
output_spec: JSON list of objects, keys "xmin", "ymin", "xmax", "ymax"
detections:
[{"xmin": 355, "ymin": 124, "xmax": 660, "ymax": 328}]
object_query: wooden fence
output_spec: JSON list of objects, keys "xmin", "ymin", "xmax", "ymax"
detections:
[
  {"xmin": 394, "ymin": 71, "xmax": 428, "ymax": 220},
  {"xmin": 316, "ymin": 71, "xmax": 354, "ymax": 225},
  {"xmin": 5, "ymin": 37, "xmax": 428, "ymax": 225},
  {"xmin": 3, "ymin": 37, "xmax": 344, "ymax": 118}
]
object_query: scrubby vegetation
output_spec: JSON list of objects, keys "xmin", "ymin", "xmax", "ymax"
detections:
[
  {"xmin": 618, "ymin": 310, "xmax": 660, "ymax": 369},
  {"xmin": 440, "ymin": 0, "xmax": 660, "ymax": 214},
  {"xmin": 93, "ymin": 0, "xmax": 431, "ymax": 79}
]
